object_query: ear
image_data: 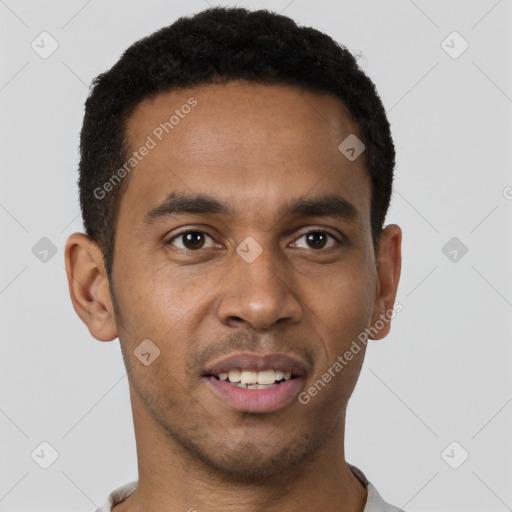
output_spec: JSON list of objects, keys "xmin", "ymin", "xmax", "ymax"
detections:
[
  {"xmin": 64, "ymin": 232, "xmax": 118, "ymax": 341},
  {"xmin": 369, "ymin": 224, "xmax": 402, "ymax": 340}
]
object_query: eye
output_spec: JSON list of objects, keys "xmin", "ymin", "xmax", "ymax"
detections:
[
  {"xmin": 166, "ymin": 228, "xmax": 341, "ymax": 253},
  {"xmin": 290, "ymin": 230, "xmax": 340, "ymax": 250},
  {"xmin": 166, "ymin": 230, "xmax": 219, "ymax": 251}
]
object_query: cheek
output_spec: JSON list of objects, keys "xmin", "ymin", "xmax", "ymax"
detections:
[
  {"xmin": 115, "ymin": 258, "xmax": 203, "ymax": 329},
  {"xmin": 302, "ymin": 282, "xmax": 370, "ymax": 412},
  {"xmin": 306, "ymin": 266, "xmax": 375, "ymax": 354},
  {"xmin": 113, "ymin": 262, "xmax": 211, "ymax": 375}
]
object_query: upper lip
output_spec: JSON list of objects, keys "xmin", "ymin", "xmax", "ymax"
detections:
[{"xmin": 203, "ymin": 352, "xmax": 308, "ymax": 377}]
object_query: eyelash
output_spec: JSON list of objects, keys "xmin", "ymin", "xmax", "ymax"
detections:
[{"xmin": 165, "ymin": 228, "xmax": 342, "ymax": 252}]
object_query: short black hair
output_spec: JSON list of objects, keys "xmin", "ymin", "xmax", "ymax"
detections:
[{"xmin": 78, "ymin": 6, "xmax": 395, "ymax": 281}]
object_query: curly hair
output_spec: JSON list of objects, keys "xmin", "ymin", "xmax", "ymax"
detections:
[{"xmin": 78, "ymin": 6, "xmax": 395, "ymax": 281}]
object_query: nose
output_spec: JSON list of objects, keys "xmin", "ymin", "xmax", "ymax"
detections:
[{"xmin": 217, "ymin": 245, "xmax": 302, "ymax": 330}]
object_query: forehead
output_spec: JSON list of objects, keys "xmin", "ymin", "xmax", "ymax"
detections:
[{"xmin": 119, "ymin": 81, "xmax": 371, "ymax": 230}]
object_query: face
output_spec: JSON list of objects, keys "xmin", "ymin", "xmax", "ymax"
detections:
[{"xmin": 68, "ymin": 81, "xmax": 401, "ymax": 479}]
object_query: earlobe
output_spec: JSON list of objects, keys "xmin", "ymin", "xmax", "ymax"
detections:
[
  {"xmin": 369, "ymin": 224, "xmax": 402, "ymax": 340},
  {"xmin": 64, "ymin": 233, "xmax": 118, "ymax": 342}
]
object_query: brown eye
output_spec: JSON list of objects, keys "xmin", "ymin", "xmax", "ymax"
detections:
[
  {"xmin": 291, "ymin": 230, "xmax": 339, "ymax": 250},
  {"xmin": 167, "ymin": 231, "xmax": 216, "ymax": 251},
  {"xmin": 306, "ymin": 232, "xmax": 328, "ymax": 249}
]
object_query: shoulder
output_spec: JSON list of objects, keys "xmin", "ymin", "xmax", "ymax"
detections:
[
  {"xmin": 94, "ymin": 481, "xmax": 138, "ymax": 512},
  {"xmin": 365, "ymin": 482, "xmax": 405, "ymax": 512},
  {"xmin": 349, "ymin": 464, "xmax": 404, "ymax": 512}
]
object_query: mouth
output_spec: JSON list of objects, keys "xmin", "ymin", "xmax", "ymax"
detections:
[
  {"xmin": 208, "ymin": 368, "xmax": 295, "ymax": 389},
  {"xmin": 202, "ymin": 352, "xmax": 307, "ymax": 413}
]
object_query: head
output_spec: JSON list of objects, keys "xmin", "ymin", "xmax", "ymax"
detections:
[{"xmin": 65, "ymin": 7, "xmax": 401, "ymax": 479}]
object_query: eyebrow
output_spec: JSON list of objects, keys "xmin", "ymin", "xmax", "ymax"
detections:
[{"xmin": 142, "ymin": 192, "xmax": 360, "ymax": 226}]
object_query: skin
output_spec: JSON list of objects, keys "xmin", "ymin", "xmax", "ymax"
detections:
[{"xmin": 65, "ymin": 81, "xmax": 401, "ymax": 512}]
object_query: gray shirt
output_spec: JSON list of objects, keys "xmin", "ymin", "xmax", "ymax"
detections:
[{"xmin": 95, "ymin": 465, "xmax": 404, "ymax": 512}]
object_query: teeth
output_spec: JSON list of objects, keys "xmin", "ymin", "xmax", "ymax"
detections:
[
  {"xmin": 240, "ymin": 371, "xmax": 258, "ymax": 384},
  {"xmin": 227, "ymin": 369, "xmax": 241, "ymax": 382},
  {"xmin": 217, "ymin": 368, "xmax": 294, "ymax": 385},
  {"xmin": 250, "ymin": 383, "xmax": 277, "ymax": 389},
  {"xmin": 257, "ymin": 369, "xmax": 276, "ymax": 385},
  {"xmin": 230, "ymin": 382, "xmax": 278, "ymax": 389}
]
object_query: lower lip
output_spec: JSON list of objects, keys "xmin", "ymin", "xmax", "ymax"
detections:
[{"xmin": 204, "ymin": 376, "xmax": 304, "ymax": 413}]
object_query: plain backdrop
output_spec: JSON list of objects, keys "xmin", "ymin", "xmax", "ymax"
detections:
[{"xmin": 1, "ymin": 1, "xmax": 511, "ymax": 511}]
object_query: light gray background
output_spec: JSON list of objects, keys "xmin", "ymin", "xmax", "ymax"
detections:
[{"xmin": 1, "ymin": 1, "xmax": 511, "ymax": 511}]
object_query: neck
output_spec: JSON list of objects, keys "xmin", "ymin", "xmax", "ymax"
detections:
[{"xmin": 114, "ymin": 388, "xmax": 367, "ymax": 512}]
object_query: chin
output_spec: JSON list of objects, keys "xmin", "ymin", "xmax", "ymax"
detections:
[{"xmin": 187, "ymin": 429, "xmax": 319, "ymax": 480}]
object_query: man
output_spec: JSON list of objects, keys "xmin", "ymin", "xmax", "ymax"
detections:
[{"xmin": 65, "ymin": 6, "xmax": 403, "ymax": 512}]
